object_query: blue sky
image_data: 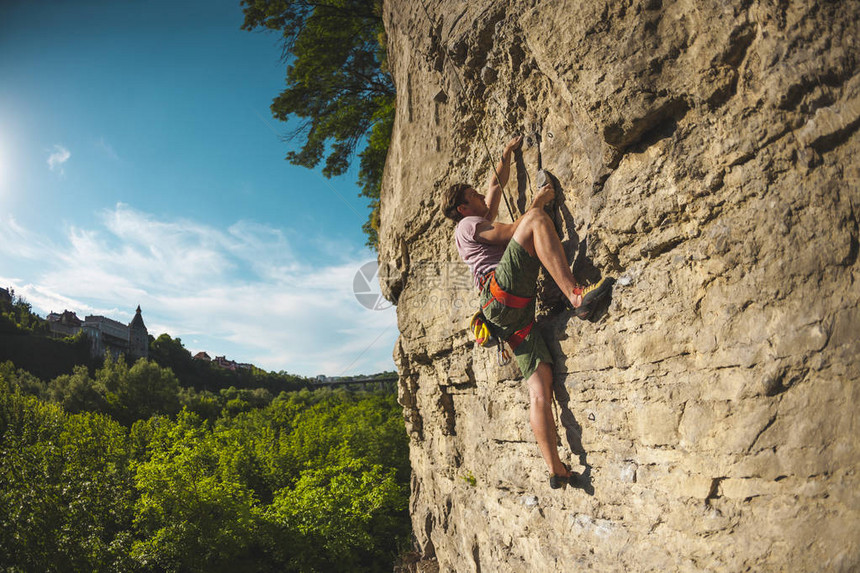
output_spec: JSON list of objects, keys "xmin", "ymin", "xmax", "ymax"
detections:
[{"xmin": 0, "ymin": 0, "xmax": 397, "ymax": 376}]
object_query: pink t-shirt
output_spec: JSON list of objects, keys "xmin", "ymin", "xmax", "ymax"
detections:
[{"xmin": 455, "ymin": 216, "xmax": 506, "ymax": 288}]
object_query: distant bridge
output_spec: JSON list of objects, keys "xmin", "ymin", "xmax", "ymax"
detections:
[{"xmin": 308, "ymin": 375, "xmax": 398, "ymax": 392}]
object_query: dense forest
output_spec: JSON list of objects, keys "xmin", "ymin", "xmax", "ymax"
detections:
[{"xmin": 0, "ymin": 295, "xmax": 411, "ymax": 571}]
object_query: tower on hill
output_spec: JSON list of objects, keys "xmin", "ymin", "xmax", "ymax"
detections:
[{"xmin": 128, "ymin": 305, "xmax": 149, "ymax": 360}]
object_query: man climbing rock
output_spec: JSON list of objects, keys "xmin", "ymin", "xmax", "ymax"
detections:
[{"xmin": 442, "ymin": 135, "xmax": 612, "ymax": 488}]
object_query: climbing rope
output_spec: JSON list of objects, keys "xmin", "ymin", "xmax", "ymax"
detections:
[{"xmin": 416, "ymin": 0, "xmax": 517, "ymax": 221}]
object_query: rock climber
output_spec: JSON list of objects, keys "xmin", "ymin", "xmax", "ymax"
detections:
[{"xmin": 442, "ymin": 134, "xmax": 612, "ymax": 488}]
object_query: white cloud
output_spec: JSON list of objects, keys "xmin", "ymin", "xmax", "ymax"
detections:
[
  {"xmin": 0, "ymin": 204, "xmax": 396, "ymax": 376},
  {"xmin": 0, "ymin": 215, "xmax": 53, "ymax": 259},
  {"xmin": 47, "ymin": 144, "xmax": 71, "ymax": 174}
]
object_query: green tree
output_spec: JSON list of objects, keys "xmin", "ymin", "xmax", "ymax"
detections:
[
  {"xmin": 1, "ymin": 360, "xmax": 48, "ymax": 400},
  {"xmin": 131, "ymin": 411, "xmax": 260, "ymax": 571},
  {"xmin": 0, "ymin": 382, "xmax": 136, "ymax": 572},
  {"xmin": 241, "ymin": 0, "xmax": 395, "ymax": 248},
  {"xmin": 178, "ymin": 386, "xmax": 222, "ymax": 422},
  {"xmin": 126, "ymin": 360, "xmax": 181, "ymax": 421},
  {"xmin": 49, "ymin": 364, "xmax": 108, "ymax": 414},
  {"xmin": 149, "ymin": 333, "xmax": 197, "ymax": 382},
  {"xmin": 280, "ymin": 391, "xmax": 409, "ymax": 480},
  {"xmin": 225, "ymin": 388, "xmax": 411, "ymax": 570},
  {"xmin": 0, "ymin": 294, "xmax": 50, "ymax": 335},
  {"xmin": 264, "ymin": 460, "xmax": 407, "ymax": 572},
  {"xmin": 97, "ymin": 355, "xmax": 181, "ymax": 425}
]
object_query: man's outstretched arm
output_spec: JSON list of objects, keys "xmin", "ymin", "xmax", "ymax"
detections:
[{"xmin": 484, "ymin": 135, "xmax": 523, "ymax": 223}]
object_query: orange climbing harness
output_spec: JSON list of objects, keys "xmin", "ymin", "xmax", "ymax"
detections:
[{"xmin": 469, "ymin": 271, "xmax": 536, "ymax": 365}]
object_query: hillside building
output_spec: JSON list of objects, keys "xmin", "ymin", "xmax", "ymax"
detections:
[
  {"xmin": 47, "ymin": 310, "xmax": 83, "ymax": 338},
  {"xmin": 48, "ymin": 305, "xmax": 149, "ymax": 361},
  {"xmin": 213, "ymin": 355, "xmax": 238, "ymax": 371}
]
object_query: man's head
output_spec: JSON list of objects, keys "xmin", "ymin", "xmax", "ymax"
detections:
[
  {"xmin": 442, "ymin": 183, "xmax": 470, "ymax": 222},
  {"xmin": 442, "ymin": 183, "xmax": 487, "ymax": 222}
]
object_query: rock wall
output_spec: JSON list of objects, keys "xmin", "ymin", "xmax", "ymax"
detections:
[{"xmin": 378, "ymin": 1, "xmax": 859, "ymax": 571}]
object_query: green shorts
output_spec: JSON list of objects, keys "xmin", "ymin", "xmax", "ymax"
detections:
[{"xmin": 479, "ymin": 238, "xmax": 553, "ymax": 380}]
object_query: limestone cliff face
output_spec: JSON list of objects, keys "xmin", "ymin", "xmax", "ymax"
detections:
[{"xmin": 378, "ymin": 1, "xmax": 859, "ymax": 571}]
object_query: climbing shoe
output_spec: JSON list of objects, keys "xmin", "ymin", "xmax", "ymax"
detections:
[
  {"xmin": 549, "ymin": 468, "xmax": 582, "ymax": 489},
  {"xmin": 572, "ymin": 277, "xmax": 614, "ymax": 319}
]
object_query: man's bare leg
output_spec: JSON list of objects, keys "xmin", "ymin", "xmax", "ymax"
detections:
[
  {"xmin": 512, "ymin": 209, "xmax": 583, "ymax": 308},
  {"xmin": 527, "ymin": 361, "xmax": 570, "ymax": 477}
]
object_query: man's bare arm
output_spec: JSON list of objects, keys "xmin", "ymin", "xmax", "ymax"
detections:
[{"xmin": 484, "ymin": 135, "xmax": 523, "ymax": 223}]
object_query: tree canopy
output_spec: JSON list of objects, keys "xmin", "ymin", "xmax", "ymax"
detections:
[
  {"xmin": 241, "ymin": 0, "xmax": 395, "ymax": 248},
  {"xmin": 0, "ymin": 363, "xmax": 410, "ymax": 571}
]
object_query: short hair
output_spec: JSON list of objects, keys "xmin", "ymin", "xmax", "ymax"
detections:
[{"xmin": 442, "ymin": 183, "xmax": 471, "ymax": 222}]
